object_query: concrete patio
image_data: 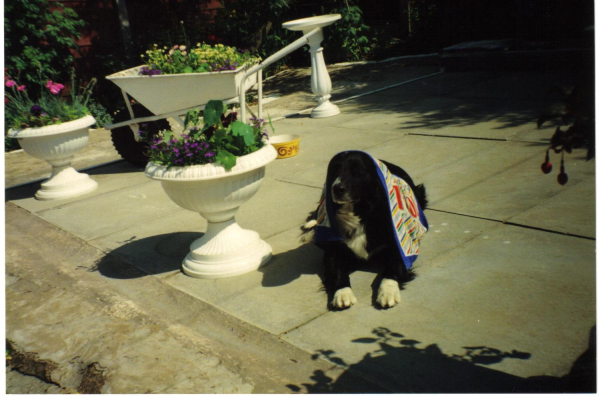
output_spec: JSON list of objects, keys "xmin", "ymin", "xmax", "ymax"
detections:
[{"xmin": 5, "ymin": 59, "xmax": 596, "ymax": 393}]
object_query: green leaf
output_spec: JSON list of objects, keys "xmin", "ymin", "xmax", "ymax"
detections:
[
  {"xmin": 196, "ymin": 63, "xmax": 210, "ymax": 72},
  {"xmin": 183, "ymin": 66, "xmax": 193, "ymax": 73},
  {"xmin": 225, "ymin": 143, "xmax": 240, "ymax": 153},
  {"xmin": 230, "ymin": 120, "xmax": 254, "ymax": 145},
  {"xmin": 212, "ymin": 128, "xmax": 227, "ymax": 142},
  {"xmin": 205, "ymin": 100, "xmax": 225, "ymax": 119},
  {"xmin": 162, "ymin": 130, "xmax": 173, "ymax": 142},
  {"xmin": 202, "ymin": 109, "xmax": 219, "ymax": 131},
  {"xmin": 267, "ymin": 115, "xmax": 275, "ymax": 135},
  {"xmin": 216, "ymin": 149, "xmax": 236, "ymax": 170},
  {"xmin": 184, "ymin": 109, "xmax": 199, "ymax": 129}
]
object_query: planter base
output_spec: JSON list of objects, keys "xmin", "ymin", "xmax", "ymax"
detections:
[
  {"xmin": 36, "ymin": 166, "xmax": 98, "ymax": 201},
  {"xmin": 182, "ymin": 218, "xmax": 272, "ymax": 279},
  {"xmin": 311, "ymin": 100, "xmax": 340, "ymax": 118}
]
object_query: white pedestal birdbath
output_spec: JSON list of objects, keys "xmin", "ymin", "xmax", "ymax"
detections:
[{"xmin": 283, "ymin": 14, "xmax": 341, "ymax": 118}]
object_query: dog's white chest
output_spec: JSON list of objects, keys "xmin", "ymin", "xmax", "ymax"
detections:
[{"xmin": 336, "ymin": 206, "xmax": 369, "ymax": 260}]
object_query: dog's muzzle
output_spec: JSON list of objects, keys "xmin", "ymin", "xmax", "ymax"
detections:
[{"xmin": 331, "ymin": 178, "xmax": 351, "ymax": 204}]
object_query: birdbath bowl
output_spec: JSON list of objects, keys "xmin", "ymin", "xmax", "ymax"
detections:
[
  {"xmin": 283, "ymin": 14, "xmax": 341, "ymax": 118},
  {"xmin": 282, "ymin": 14, "xmax": 341, "ymax": 32}
]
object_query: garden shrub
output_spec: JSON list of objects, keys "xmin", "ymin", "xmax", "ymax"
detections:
[{"xmin": 5, "ymin": 0, "xmax": 85, "ymax": 89}]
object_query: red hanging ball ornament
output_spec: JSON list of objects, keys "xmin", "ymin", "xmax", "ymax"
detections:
[
  {"xmin": 557, "ymin": 156, "xmax": 568, "ymax": 185},
  {"xmin": 541, "ymin": 162, "xmax": 552, "ymax": 174},
  {"xmin": 541, "ymin": 149, "xmax": 552, "ymax": 174}
]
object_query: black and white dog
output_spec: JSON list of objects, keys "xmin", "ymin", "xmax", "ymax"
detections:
[{"xmin": 301, "ymin": 151, "xmax": 428, "ymax": 310}]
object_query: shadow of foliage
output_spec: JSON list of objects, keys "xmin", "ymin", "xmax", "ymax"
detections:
[{"xmin": 287, "ymin": 326, "xmax": 596, "ymax": 393}]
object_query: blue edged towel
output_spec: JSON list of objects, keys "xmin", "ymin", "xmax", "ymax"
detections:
[{"xmin": 314, "ymin": 151, "xmax": 428, "ymax": 270}]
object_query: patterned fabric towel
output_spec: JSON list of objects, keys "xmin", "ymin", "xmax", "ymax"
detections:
[{"xmin": 313, "ymin": 151, "xmax": 428, "ymax": 270}]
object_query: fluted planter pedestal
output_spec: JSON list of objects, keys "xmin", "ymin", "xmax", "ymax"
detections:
[
  {"xmin": 145, "ymin": 144, "xmax": 278, "ymax": 279},
  {"xmin": 283, "ymin": 14, "xmax": 341, "ymax": 118},
  {"xmin": 7, "ymin": 115, "xmax": 98, "ymax": 200}
]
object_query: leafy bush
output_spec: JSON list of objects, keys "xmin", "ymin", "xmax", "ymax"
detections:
[
  {"xmin": 325, "ymin": 5, "xmax": 371, "ymax": 63},
  {"xmin": 86, "ymin": 99, "xmax": 113, "ymax": 129},
  {"xmin": 5, "ymin": 0, "xmax": 85, "ymax": 88}
]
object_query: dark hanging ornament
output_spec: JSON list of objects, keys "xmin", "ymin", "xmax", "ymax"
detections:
[
  {"xmin": 557, "ymin": 154, "xmax": 568, "ymax": 185},
  {"xmin": 541, "ymin": 149, "xmax": 552, "ymax": 174}
]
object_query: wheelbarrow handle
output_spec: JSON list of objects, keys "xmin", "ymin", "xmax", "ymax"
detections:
[{"xmin": 239, "ymin": 27, "xmax": 321, "ymax": 123}]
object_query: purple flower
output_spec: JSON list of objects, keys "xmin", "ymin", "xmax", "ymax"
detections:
[
  {"xmin": 30, "ymin": 105, "xmax": 43, "ymax": 116},
  {"xmin": 205, "ymin": 151, "xmax": 215, "ymax": 158}
]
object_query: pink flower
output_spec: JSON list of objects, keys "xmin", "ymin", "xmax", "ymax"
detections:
[
  {"xmin": 17, "ymin": 85, "xmax": 25, "ymax": 91},
  {"xmin": 5, "ymin": 80, "xmax": 16, "ymax": 87},
  {"xmin": 46, "ymin": 80, "xmax": 64, "ymax": 95}
]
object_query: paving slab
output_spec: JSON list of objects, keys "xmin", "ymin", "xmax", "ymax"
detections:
[
  {"xmin": 89, "ymin": 210, "xmax": 205, "ymax": 278},
  {"xmin": 282, "ymin": 224, "xmax": 595, "ymax": 393},
  {"xmin": 453, "ymin": 69, "xmax": 592, "ymax": 101},
  {"xmin": 267, "ymin": 118, "xmax": 404, "ymax": 183},
  {"xmin": 36, "ymin": 180, "xmax": 182, "ymax": 241},
  {"xmin": 6, "ymin": 161, "xmax": 147, "ymax": 213},
  {"xmin": 5, "ymin": 128, "xmax": 121, "ymax": 188},
  {"xmin": 427, "ymin": 141, "xmax": 595, "ymax": 224},
  {"xmin": 389, "ymin": 97, "xmax": 543, "ymax": 140},
  {"xmin": 164, "ymin": 227, "xmax": 328, "ymax": 335},
  {"xmin": 508, "ymin": 175, "xmax": 596, "ymax": 238}
]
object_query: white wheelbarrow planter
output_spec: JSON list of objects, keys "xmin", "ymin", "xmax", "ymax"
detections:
[
  {"xmin": 106, "ymin": 64, "xmax": 258, "ymax": 116},
  {"xmin": 7, "ymin": 115, "xmax": 98, "ymax": 200},
  {"xmin": 145, "ymin": 144, "xmax": 278, "ymax": 278}
]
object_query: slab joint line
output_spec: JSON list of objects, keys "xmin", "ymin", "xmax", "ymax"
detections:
[
  {"xmin": 408, "ymin": 133, "xmax": 508, "ymax": 142},
  {"xmin": 428, "ymin": 208, "xmax": 595, "ymax": 241}
]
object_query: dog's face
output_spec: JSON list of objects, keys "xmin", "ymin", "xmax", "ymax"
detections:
[{"xmin": 328, "ymin": 152, "xmax": 383, "ymax": 209}]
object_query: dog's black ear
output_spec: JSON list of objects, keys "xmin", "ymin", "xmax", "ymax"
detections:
[{"xmin": 414, "ymin": 184, "xmax": 428, "ymax": 210}]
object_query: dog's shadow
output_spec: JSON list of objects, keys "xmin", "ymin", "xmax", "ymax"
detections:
[
  {"xmin": 257, "ymin": 241, "xmax": 324, "ymax": 288},
  {"xmin": 258, "ymin": 242, "xmax": 406, "ymax": 311}
]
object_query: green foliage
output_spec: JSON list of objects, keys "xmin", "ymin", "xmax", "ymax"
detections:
[
  {"xmin": 86, "ymin": 99, "xmax": 113, "ymax": 129},
  {"xmin": 140, "ymin": 43, "xmax": 261, "ymax": 75},
  {"xmin": 4, "ymin": 0, "xmax": 85, "ymax": 88},
  {"xmin": 214, "ymin": 0, "xmax": 296, "ymax": 76},
  {"xmin": 325, "ymin": 5, "xmax": 371, "ymax": 62},
  {"xmin": 146, "ymin": 100, "xmax": 270, "ymax": 170}
]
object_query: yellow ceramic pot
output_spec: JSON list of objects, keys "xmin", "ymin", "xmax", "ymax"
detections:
[{"xmin": 269, "ymin": 135, "xmax": 301, "ymax": 159}]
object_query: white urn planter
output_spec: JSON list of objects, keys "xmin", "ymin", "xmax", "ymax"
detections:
[
  {"xmin": 7, "ymin": 115, "xmax": 98, "ymax": 200},
  {"xmin": 145, "ymin": 144, "xmax": 278, "ymax": 279}
]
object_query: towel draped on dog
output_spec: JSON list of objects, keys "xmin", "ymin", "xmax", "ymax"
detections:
[{"xmin": 313, "ymin": 151, "xmax": 428, "ymax": 270}]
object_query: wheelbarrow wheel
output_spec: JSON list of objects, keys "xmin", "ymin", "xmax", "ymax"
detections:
[{"xmin": 110, "ymin": 105, "xmax": 170, "ymax": 167}]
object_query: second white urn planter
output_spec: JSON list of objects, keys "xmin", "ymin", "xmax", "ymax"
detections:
[
  {"xmin": 145, "ymin": 144, "xmax": 278, "ymax": 279},
  {"xmin": 7, "ymin": 115, "xmax": 98, "ymax": 200}
]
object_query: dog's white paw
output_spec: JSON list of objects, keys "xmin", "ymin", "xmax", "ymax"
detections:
[
  {"xmin": 332, "ymin": 287, "xmax": 357, "ymax": 309},
  {"xmin": 304, "ymin": 219, "xmax": 318, "ymax": 229},
  {"xmin": 377, "ymin": 278, "xmax": 401, "ymax": 308}
]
